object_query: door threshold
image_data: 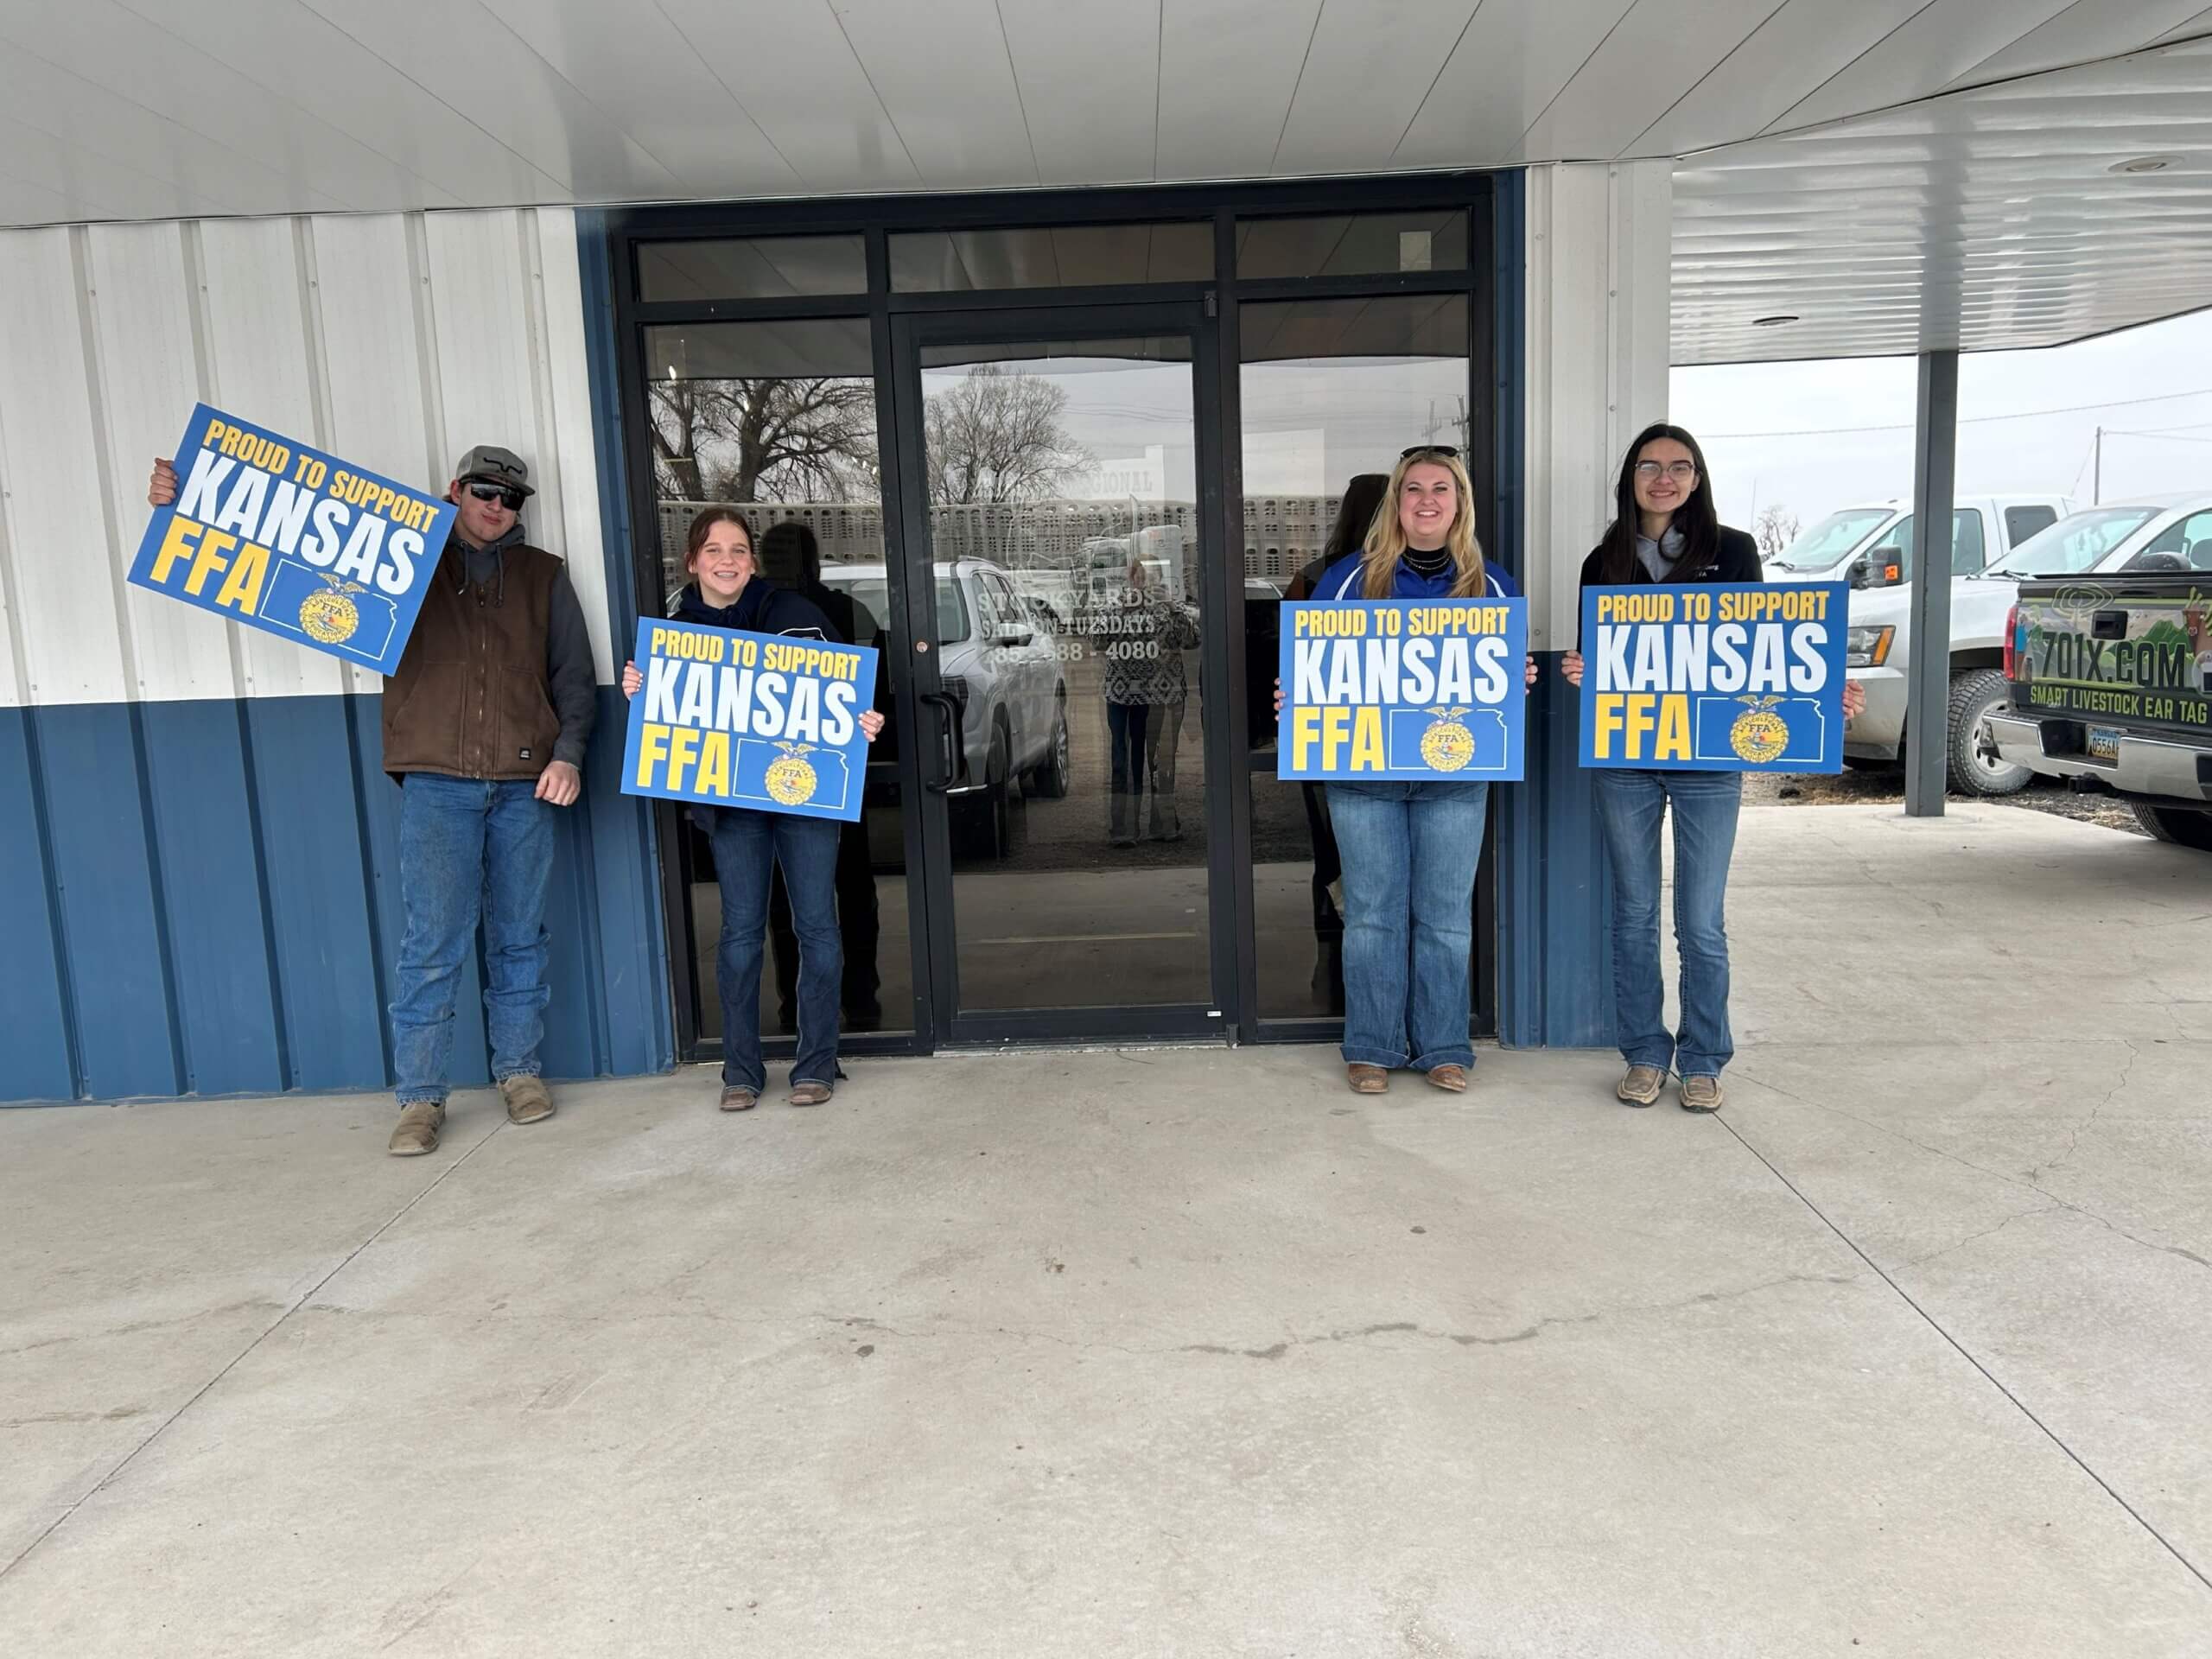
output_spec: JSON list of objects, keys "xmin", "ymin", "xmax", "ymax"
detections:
[{"xmin": 937, "ymin": 1033, "xmax": 1236, "ymax": 1058}]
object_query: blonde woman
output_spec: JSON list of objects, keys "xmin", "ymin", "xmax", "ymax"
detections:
[{"xmin": 1306, "ymin": 447, "xmax": 1533, "ymax": 1095}]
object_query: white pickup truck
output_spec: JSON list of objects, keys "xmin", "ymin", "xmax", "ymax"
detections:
[{"xmin": 1769, "ymin": 494, "xmax": 2075, "ymax": 791}]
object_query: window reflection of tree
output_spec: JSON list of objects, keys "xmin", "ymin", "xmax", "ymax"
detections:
[
  {"xmin": 924, "ymin": 365, "xmax": 1094, "ymax": 505},
  {"xmin": 648, "ymin": 376, "xmax": 879, "ymax": 503}
]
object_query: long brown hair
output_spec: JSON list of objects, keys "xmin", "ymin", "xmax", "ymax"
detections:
[{"xmin": 1361, "ymin": 449, "xmax": 1486, "ymax": 599}]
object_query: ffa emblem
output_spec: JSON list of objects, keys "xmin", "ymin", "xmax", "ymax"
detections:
[
  {"xmin": 1418, "ymin": 706, "xmax": 1476, "ymax": 772},
  {"xmin": 1728, "ymin": 695, "xmax": 1789, "ymax": 763},
  {"xmin": 764, "ymin": 741, "xmax": 820, "ymax": 806},
  {"xmin": 298, "ymin": 573, "xmax": 366, "ymax": 644}
]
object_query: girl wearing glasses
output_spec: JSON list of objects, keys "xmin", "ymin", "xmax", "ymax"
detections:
[
  {"xmin": 1304, "ymin": 447, "xmax": 1533, "ymax": 1096},
  {"xmin": 1560, "ymin": 424, "xmax": 1862, "ymax": 1114}
]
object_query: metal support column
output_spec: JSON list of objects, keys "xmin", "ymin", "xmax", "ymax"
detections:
[{"xmin": 1904, "ymin": 349, "xmax": 1959, "ymax": 817}]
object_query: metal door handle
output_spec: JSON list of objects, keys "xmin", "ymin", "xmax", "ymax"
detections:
[{"xmin": 918, "ymin": 690, "xmax": 961, "ymax": 792}]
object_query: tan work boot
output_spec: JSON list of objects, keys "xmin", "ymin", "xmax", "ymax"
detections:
[
  {"xmin": 1617, "ymin": 1065, "xmax": 1665, "ymax": 1108},
  {"xmin": 1426, "ymin": 1065, "xmax": 1469, "ymax": 1093},
  {"xmin": 388, "ymin": 1101, "xmax": 445, "ymax": 1156},
  {"xmin": 499, "ymin": 1074, "xmax": 556, "ymax": 1125},
  {"xmin": 1679, "ymin": 1075, "xmax": 1724, "ymax": 1115},
  {"xmin": 786, "ymin": 1081, "xmax": 832, "ymax": 1108},
  {"xmin": 719, "ymin": 1085, "xmax": 759, "ymax": 1112},
  {"xmin": 1346, "ymin": 1064, "xmax": 1388, "ymax": 1096}
]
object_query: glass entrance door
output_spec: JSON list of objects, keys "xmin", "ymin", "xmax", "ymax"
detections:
[{"xmin": 887, "ymin": 306, "xmax": 1230, "ymax": 1042}]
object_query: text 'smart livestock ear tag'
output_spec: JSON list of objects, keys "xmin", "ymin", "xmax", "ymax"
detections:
[{"xmin": 128, "ymin": 404, "xmax": 458, "ymax": 675}]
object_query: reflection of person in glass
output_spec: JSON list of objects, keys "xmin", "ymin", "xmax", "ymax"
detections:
[
  {"xmin": 620, "ymin": 509, "xmax": 884, "ymax": 1110},
  {"xmin": 1097, "ymin": 556, "xmax": 1199, "ymax": 848},
  {"xmin": 757, "ymin": 522, "xmax": 885, "ymax": 1031},
  {"xmin": 1303, "ymin": 448, "xmax": 1534, "ymax": 1096},
  {"xmin": 1286, "ymin": 474, "xmax": 1390, "ymax": 1012}
]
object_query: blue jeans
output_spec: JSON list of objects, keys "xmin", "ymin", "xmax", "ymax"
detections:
[
  {"xmin": 710, "ymin": 808, "xmax": 842, "ymax": 1094},
  {"xmin": 1325, "ymin": 780, "xmax": 1490, "ymax": 1071},
  {"xmin": 1592, "ymin": 769, "xmax": 1743, "ymax": 1078},
  {"xmin": 1106, "ymin": 701, "xmax": 1150, "ymax": 840},
  {"xmin": 391, "ymin": 774, "xmax": 554, "ymax": 1107}
]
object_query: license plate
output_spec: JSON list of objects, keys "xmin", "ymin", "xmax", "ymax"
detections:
[{"xmin": 2087, "ymin": 726, "xmax": 2120, "ymax": 762}]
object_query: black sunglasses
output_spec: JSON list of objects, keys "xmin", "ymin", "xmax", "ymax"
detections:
[
  {"xmin": 1400, "ymin": 445, "xmax": 1459, "ymax": 461},
  {"xmin": 465, "ymin": 480, "xmax": 527, "ymax": 512}
]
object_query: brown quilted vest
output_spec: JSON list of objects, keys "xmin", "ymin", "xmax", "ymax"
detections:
[{"xmin": 381, "ymin": 542, "xmax": 564, "ymax": 783}]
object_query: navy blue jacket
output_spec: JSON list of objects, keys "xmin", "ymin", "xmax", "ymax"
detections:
[{"xmin": 1309, "ymin": 551, "xmax": 1521, "ymax": 602}]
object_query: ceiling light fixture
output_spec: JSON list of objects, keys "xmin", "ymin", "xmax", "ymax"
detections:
[
  {"xmin": 1751, "ymin": 315, "xmax": 1800, "ymax": 327},
  {"xmin": 2108, "ymin": 156, "xmax": 2177, "ymax": 175}
]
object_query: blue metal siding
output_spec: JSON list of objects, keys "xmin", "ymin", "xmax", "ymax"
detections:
[
  {"xmin": 141, "ymin": 699, "xmax": 289, "ymax": 1096},
  {"xmin": 36, "ymin": 703, "xmax": 182, "ymax": 1098},
  {"xmin": 0, "ymin": 710, "xmax": 78, "ymax": 1101},
  {"xmin": 254, "ymin": 695, "xmax": 395, "ymax": 1090},
  {"xmin": 1, "ymin": 685, "xmax": 670, "ymax": 1104}
]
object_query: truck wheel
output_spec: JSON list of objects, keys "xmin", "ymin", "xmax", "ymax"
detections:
[
  {"xmin": 1024, "ymin": 695, "xmax": 1071, "ymax": 799},
  {"xmin": 1947, "ymin": 668, "xmax": 2032, "ymax": 797},
  {"xmin": 2133, "ymin": 802, "xmax": 2212, "ymax": 850}
]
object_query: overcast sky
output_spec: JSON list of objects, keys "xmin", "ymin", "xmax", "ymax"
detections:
[
  {"xmin": 1674, "ymin": 307, "xmax": 2212, "ymax": 537},
  {"xmin": 909, "ymin": 304, "xmax": 2212, "ymax": 543}
]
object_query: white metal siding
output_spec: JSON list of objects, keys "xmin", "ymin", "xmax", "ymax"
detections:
[
  {"xmin": 0, "ymin": 206, "xmax": 614, "ymax": 711},
  {"xmin": 1522, "ymin": 161, "xmax": 1672, "ymax": 649}
]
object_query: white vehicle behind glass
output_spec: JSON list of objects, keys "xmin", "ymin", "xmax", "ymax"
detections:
[{"xmin": 820, "ymin": 558, "xmax": 1070, "ymax": 857}]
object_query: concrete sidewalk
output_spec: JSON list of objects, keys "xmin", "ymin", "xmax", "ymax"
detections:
[{"xmin": 3, "ymin": 804, "xmax": 2208, "ymax": 1656}]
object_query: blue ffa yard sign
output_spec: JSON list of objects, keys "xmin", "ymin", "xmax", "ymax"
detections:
[
  {"xmin": 621, "ymin": 618, "xmax": 878, "ymax": 823},
  {"xmin": 128, "ymin": 404, "xmax": 454, "ymax": 676},
  {"xmin": 1579, "ymin": 582, "xmax": 1848, "ymax": 772},
  {"xmin": 1277, "ymin": 598, "xmax": 1529, "ymax": 783}
]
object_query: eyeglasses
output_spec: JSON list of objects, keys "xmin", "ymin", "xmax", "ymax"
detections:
[
  {"xmin": 1401, "ymin": 445, "xmax": 1459, "ymax": 461},
  {"xmin": 1633, "ymin": 460, "xmax": 1698, "ymax": 482},
  {"xmin": 465, "ymin": 480, "xmax": 527, "ymax": 512}
]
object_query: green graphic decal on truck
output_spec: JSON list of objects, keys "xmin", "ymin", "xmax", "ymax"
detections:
[{"xmin": 2016, "ymin": 588, "xmax": 2212, "ymax": 732}]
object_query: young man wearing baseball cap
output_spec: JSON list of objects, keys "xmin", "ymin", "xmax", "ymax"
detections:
[{"xmin": 147, "ymin": 444, "xmax": 596, "ymax": 1154}]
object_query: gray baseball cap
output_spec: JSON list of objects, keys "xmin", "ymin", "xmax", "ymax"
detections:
[{"xmin": 453, "ymin": 443, "xmax": 533, "ymax": 497}]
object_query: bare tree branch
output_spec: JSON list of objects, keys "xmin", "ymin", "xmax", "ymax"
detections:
[
  {"xmin": 924, "ymin": 365, "xmax": 1093, "ymax": 505},
  {"xmin": 651, "ymin": 376, "xmax": 880, "ymax": 504}
]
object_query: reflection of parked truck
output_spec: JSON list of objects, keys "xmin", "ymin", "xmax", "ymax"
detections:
[
  {"xmin": 1083, "ymin": 525, "xmax": 1186, "ymax": 603},
  {"xmin": 1984, "ymin": 497, "xmax": 2212, "ymax": 848}
]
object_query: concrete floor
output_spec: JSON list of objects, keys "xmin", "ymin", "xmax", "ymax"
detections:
[{"xmin": 3, "ymin": 804, "xmax": 2209, "ymax": 1656}]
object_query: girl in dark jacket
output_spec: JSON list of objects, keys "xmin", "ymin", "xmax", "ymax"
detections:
[
  {"xmin": 623, "ymin": 508, "xmax": 883, "ymax": 1109},
  {"xmin": 1560, "ymin": 424, "xmax": 1863, "ymax": 1114}
]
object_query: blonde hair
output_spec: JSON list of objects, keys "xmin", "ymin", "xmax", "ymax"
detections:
[{"xmin": 1361, "ymin": 450, "xmax": 1486, "ymax": 600}]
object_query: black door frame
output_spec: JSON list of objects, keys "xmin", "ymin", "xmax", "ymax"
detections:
[
  {"xmin": 887, "ymin": 302, "xmax": 1235, "ymax": 1048},
  {"xmin": 603, "ymin": 173, "xmax": 1503, "ymax": 1065}
]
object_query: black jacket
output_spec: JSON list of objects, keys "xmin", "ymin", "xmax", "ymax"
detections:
[
  {"xmin": 670, "ymin": 579, "xmax": 836, "ymax": 640},
  {"xmin": 1574, "ymin": 524, "xmax": 1762, "ymax": 652},
  {"xmin": 1577, "ymin": 524, "xmax": 1764, "ymax": 591}
]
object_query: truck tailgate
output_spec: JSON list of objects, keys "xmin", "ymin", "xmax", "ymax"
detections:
[{"xmin": 2011, "ymin": 578, "xmax": 2212, "ymax": 750}]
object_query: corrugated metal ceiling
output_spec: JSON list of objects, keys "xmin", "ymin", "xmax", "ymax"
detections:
[
  {"xmin": 1672, "ymin": 33, "xmax": 2212, "ymax": 363},
  {"xmin": 0, "ymin": 2, "xmax": 2207, "ymax": 359}
]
